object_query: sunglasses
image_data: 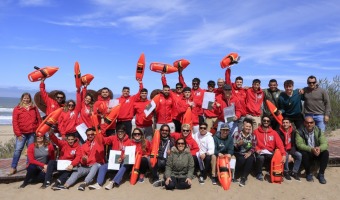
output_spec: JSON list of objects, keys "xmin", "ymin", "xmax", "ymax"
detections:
[
  {"xmin": 182, "ymin": 129, "xmax": 190, "ymax": 132},
  {"xmin": 177, "ymin": 142, "xmax": 185, "ymax": 145},
  {"xmin": 133, "ymin": 133, "xmax": 141, "ymax": 136},
  {"xmin": 200, "ymin": 127, "xmax": 207, "ymax": 130},
  {"xmin": 161, "ymin": 129, "xmax": 170, "ymax": 132},
  {"xmin": 117, "ymin": 130, "xmax": 125, "ymax": 133},
  {"xmin": 192, "ymin": 83, "xmax": 199, "ymax": 85},
  {"xmin": 176, "ymin": 87, "xmax": 183, "ymax": 89},
  {"xmin": 262, "ymin": 120, "xmax": 270, "ymax": 122},
  {"xmin": 68, "ymin": 104, "xmax": 75, "ymax": 107},
  {"xmin": 87, "ymin": 134, "xmax": 95, "ymax": 136},
  {"xmin": 308, "ymin": 81, "xmax": 316, "ymax": 84},
  {"xmin": 56, "ymin": 96, "xmax": 64, "ymax": 99}
]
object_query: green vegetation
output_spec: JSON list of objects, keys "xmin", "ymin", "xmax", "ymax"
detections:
[
  {"xmin": 0, "ymin": 138, "xmax": 15, "ymax": 159},
  {"xmin": 319, "ymin": 76, "xmax": 340, "ymax": 133}
]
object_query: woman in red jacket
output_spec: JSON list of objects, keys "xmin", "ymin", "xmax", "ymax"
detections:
[
  {"xmin": 77, "ymin": 85, "xmax": 95, "ymax": 129},
  {"xmin": 10, "ymin": 93, "xmax": 42, "ymax": 175},
  {"xmin": 58, "ymin": 99, "xmax": 81, "ymax": 141},
  {"xmin": 19, "ymin": 133, "xmax": 55, "ymax": 188}
]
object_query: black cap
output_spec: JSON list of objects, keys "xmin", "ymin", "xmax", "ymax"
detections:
[{"xmin": 223, "ymin": 84, "xmax": 232, "ymax": 90}]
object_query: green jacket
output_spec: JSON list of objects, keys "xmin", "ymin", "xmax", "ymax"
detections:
[
  {"xmin": 296, "ymin": 126, "xmax": 328, "ymax": 152},
  {"xmin": 165, "ymin": 146, "xmax": 195, "ymax": 179}
]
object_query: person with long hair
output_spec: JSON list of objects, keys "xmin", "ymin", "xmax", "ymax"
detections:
[
  {"xmin": 18, "ymin": 133, "xmax": 55, "ymax": 188},
  {"xmin": 58, "ymin": 99, "xmax": 81, "ymax": 141},
  {"xmin": 77, "ymin": 84, "xmax": 95, "ymax": 128},
  {"xmin": 9, "ymin": 92, "xmax": 42, "ymax": 175}
]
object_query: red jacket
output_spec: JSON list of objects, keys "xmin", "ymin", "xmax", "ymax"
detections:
[
  {"xmin": 129, "ymin": 140, "xmax": 151, "ymax": 156},
  {"xmin": 246, "ymin": 88, "xmax": 264, "ymax": 116},
  {"xmin": 177, "ymin": 96, "xmax": 200, "ymax": 126},
  {"xmin": 133, "ymin": 98, "xmax": 153, "ymax": 127},
  {"xmin": 156, "ymin": 93, "xmax": 174, "ymax": 124},
  {"xmin": 170, "ymin": 132, "xmax": 199, "ymax": 156},
  {"xmin": 93, "ymin": 95, "xmax": 116, "ymax": 130},
  {"xmin": 12, "ymin": 105, "xmax": 42, "ymax": 137},
  {"xmin": 161, "ymin": 75, "xmax": 183, "ymax": 120},
  {"xmin": 49, "ymin": 133, "xmax": 82, "ymax": 166},
  {"xmin": 40, "ymin": 82, "xmax": 62, "ymax": 115},
  {"xmin": 117, "ymin": 82, "xmax": 143, "ymax": 121},
  {"xmin": 213, "ymin": 94, "xmax": 242, "ymax": 122},
  {"xmin": 204, "ymin": 90, "xmax": 218, "ymax": 118},
  {"xmin": 253, "ymin": 126, "xmax": 286, "ymax": 156},
  {"xmin": 225, "ymin": 69, "xmax": 247, "ymax": 116},
  {"xmin": 80, "ymin": 138, "xmax": 105, "ymax": 166},
  {"xmin": 58, "ymin": 107, "xmax": 81, "ymax": 137},
  {"xmin": 78, "ymin": 87, "xmax": 94, "ymax": 128},
  {"xmin": 27, "ymin": 143, "xmax": 55, "ymax": 168},
  {"xmin": 103, "ymin": 134, "xmax": 131, "ymax": 151}
]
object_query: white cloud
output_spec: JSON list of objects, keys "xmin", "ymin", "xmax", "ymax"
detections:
[{"xmin": 45, "ymin": 19, "xmax": 117, "ymax": 28}]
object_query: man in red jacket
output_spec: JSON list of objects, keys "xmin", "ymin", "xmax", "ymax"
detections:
[
  {"xmin": 116, "ymin": 80, "xmax": 143, "ymax": 137},
  {"xmin": 246, "ymin": 79, "xmax": 264, "ymax": 130},
  {"xmin": 204, "ymin": 80, "xmax": 218, "ymax": 132},
  {"xmin": 155, "ymin": 85, "xmax": 176, "ymax": 133},
  {"xmin": 40, "ymin": 78, "xmax": 66, "ymax": 116},
  {"xmin": 253, "ymin": 115, "xmax": 286, "ymax": 181}
]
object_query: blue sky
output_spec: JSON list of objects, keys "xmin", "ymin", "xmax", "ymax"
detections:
[{"xmin": 1, "ymin": 0, "xmax": 340, "ymax": 98}]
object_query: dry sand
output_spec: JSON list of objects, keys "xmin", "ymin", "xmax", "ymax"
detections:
[{"xmin": 1, "ymin": 125, "xmax": 340, "ymax": 200}]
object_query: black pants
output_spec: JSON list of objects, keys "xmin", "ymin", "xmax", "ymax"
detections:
[
  {"xmin": 235, "ymin": 153, "xmax": 255, "ymax": 179},
  {"xmin": 23, "ymin": 164, "xmax": 46, "ymax": 185},
  {"xmin": 116, "ymin": 121, "xmax": 132, "ymax": 137},
  {"xmin": 301, "ymin": 150, "xmax": 329, "ymax": 175},
  {"xmin": 285, "ymin": 114, "xmax": 304, "ymax": 130},
  {"xmin": 172, "ymin": 119, "xmax": 182, "ymax": 133},
  {"xmin": 139, "ymin": 157, "xmax": 149, "ymax": 175},
  {"xmin": 152, "ymin": 158, "xmax": 166, "ymax": 180},
  {"xmin": 199, "ymin": 155, "xmax": 212, "ymax": 178},
  {"xmin": 255, "ymin": 154, "xmax": 273, "ymax": 175},
  {"xmin": 45, "ymin": 160, "xmax": 72, "ymax": 184},
  {"xmin": 165, "ymin": 176, "xmax": 191, "ymax": 190}
]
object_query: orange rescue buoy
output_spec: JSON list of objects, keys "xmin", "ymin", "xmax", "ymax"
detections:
[
  {"xmin": 136, "ymin": 53, "xmax": 146, "ymax": 81},
  {"xmin": 266, "ymin": 100, "xmax": 283, "ymax": 126},
  {"xmin": 81, "ymin": 74, "xmax": 94, "ymax": 86},
  {"xmin": 130, "ymin": 152, "xmax": 142, "ymax": 185},
  {"xmin": 173, "ymin": 59, "xmax": 190, "ymax": 70},
  {"xmin": 182, "ymin": 107, "xmax": 192, "ymax": 130},
  {"xmin": 270, "ymin": 149, "xmax": 284, "ymax": 184},
  {"xmin": 28, "ymin": 66, "xmax": 59, "ymax": 82},
  {"xmin": 217, "ymin": 156, "xmax": 232, "ymax": 190},
  {"xmin": 150, "ymin": 62, "xmax": 178, "ymax": 74},
  {"xmin": 36, "ymin": 108, "xmax": 63, "ymax": 136},
  {"xmin": 220, "ymin": 52, "xmax": 240, "ymax": 69},
  {"xmin": 74, "ymin": 61, "xmax": 82, "ymax": 90},
  {"xmin": 150, "ymin": 130, "xmax": 160, "ymax": 168}
]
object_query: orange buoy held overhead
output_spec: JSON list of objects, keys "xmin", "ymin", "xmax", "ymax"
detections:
[
  {"xmin": 220, "ymin": 52, "xmax": 240, "ymax": 69},
  {"xmin": 266, "ymin": 100, "xmax": 283, "ymax": 126},
  {"xmin": 150, "ymin": 62, "xmax": 178, "ymax": 74},
  {"xmin": 173, "ymin": 59, "xmax": 190, "ymax": 70},
  {"xmin": 28, "ymin": 66, "xmax": 59, "ymax": 82},
  {"xmin": 74, "ymin": 61, "xmax": 82, "ymax": 90},
  {"xmin": 36, "ymin": 108, "xmax": 63, "ymax": 136},
  {"xmin": 136, "ymin": 53, "xmax": 146, "ymax": 81},
  {"xmin": 81, "ymin": 74, "xmax": 94, "ymax": 85}
]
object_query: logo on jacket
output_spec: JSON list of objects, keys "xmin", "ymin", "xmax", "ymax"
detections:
[
  {"xmin": 269, "ymin": 136, "xmax": 274, "ymax": 141},
  {"xmin": 70, "ymin": 150, "xmax": 76, "ymax": 155}
]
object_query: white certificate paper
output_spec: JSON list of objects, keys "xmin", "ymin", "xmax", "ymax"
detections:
[
  {"xmin": 76, "ymin": 123, "xmax": 88, "ymax": 141},
  {"xmin": 57, "ymin": 160, "xmax": 72, "ymax": 170},
  {"xmin": 144, "ymin": 100, "xmax": 156, "ymax": 117},
  {"xmin": 108, "ymin": 150, "xmax": 122, "ymax": 170},
  {"xmin": 202, "ymin": 92, "xmax": 215, "ymax": 109}
]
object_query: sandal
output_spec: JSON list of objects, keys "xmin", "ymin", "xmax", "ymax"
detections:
[{"xmin": 8, "ymin": 168, "xmax": 17, "ymax": 176}]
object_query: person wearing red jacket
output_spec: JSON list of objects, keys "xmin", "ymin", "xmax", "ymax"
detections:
[
  {"xmin": 77, "ymin": 85, "xmax": 95, "ymax": 129},
  {"xmin": 19, "ymin": 133, "xmax": 55, "ymax": 188},
  {"xmin": 213, "ymin": 84, "xmax": 242, "ymax": 136},
  {"xmin": 44, "ymin": 131, "xmax": 82, "ymax": 189},
  {"xmin": 63, "ymin": 128, "xmax": 104, "ymax": 191},
  {"xmin": 40, "ymin": 78, "xmax": 66, "ymax": 116},
  {"xmin": 133, "ymin": 88, "xmax": 154, "ymax": 141},
  {"xmin": 116, "ymin": 80, "xmax": 143, "ymax": 137},
  {"xmin": 253, "ymin": 115, "xmax": 286, "ymax": 181},
  {"xmin": 204, "ymin": 80, "xmax": 218, "ymax": 132},
  {"xmin": 58, "ymin": 98, "xmax": 81, "ymax": 140},
  {"xmin": 88, "ymin": 124, "xmax": 131, "ymax": 190},
  {"xmin": 93, "ymin": 87, "xmax": 116, "ymax": 136},
  {"xmin": 178, "ymin": 68, "xmax": 205, "ymax": 125},
  {"xmin": 246, "ymin": 79, "xmax": 264, "ymax": 130},
  {"xmin": 161, "ymin": 72, "xmax": 184, "ymax": 132},
  {"xmin": 155, "ymin": 85, "xmax": 176, "ymax": 133},
  {"xmin": 10, "ymin": 93, "xmax": 42, "ymax": 175}
]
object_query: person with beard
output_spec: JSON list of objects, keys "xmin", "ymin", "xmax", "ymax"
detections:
[
  {"xmin": 233, "ymin": 118, "xmax": 256, "ymax": 187},
  {"xmin": 45, "ymin": 131, "xmax": 82, "ymax": 190},
  {"xmin": 88, "ymin": 125, "xmax": 131, "ymax": 190},
  {"xmin": 263, "ymin": 79, "xmax": 282, "ymax": 130},
  {"xmin": 253, "ymin": 115, "xmax": 286, "ymax": 181},
  {"xmin": 133, "ymin": 88, "xmax": 154, "ymax": 141},
  {"xmin": 276, "ymin": 118, "xmax": 302, "ymax": 181},
  {"xmin": 152, "ymin": 124, "xmax": 175, "ymax": 186},
  {"xmin": 245, "ymin": 79, "xmax": 264, "ymax": 130},
  {"xmin": 155, "ymin": 85, "xmax": 176, "ymax": 133},
  {"xmin": 40, "ymin": 78, "xmax": 66, "ymax": 116}
]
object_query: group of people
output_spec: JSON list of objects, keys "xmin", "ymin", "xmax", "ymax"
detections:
[{"xmin": 10, "ymin": 67, "xmax": 331, "ymax": 190}]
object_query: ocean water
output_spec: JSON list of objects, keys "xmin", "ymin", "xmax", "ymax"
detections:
[{"xmin": 1, "ymin": 97, "xmax": 23, "ymax": 125}]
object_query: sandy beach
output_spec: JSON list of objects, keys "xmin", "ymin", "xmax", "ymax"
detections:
[{"xmin": 1, "ymin": 125, "xmax": 340, "ymax": 200}]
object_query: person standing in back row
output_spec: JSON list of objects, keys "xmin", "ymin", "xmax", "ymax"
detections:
[{"xmin": 303, "ymin": 75, "xmax": 331, "ymax": 133}]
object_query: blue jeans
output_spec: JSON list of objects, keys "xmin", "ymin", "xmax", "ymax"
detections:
[
  {"xmin": 217, "ymin": 121, "xmax": 238, "ymax": 136},
  {"xmin": 112, "ymin": 164, "xmax": 132, "ymax": 185},
  {"xmin": 305, "ymin": 114, "xmax": 326, "ymax": 132},
  {"xmin": 11, "ymin": 133, "xmax": 35, "ymax": 169},
  {"xmin": 97, "ymin": 163, "xmax": 118, "ymax": 186},
  {"xmin": 284, "ymin": 151, "xmax": 302, "ymax": 173}
]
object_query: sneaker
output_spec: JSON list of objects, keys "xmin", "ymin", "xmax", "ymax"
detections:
[
  {"xmin": 198, "ymin": 176, "xmax": 205, "ymax": 184},
  {"xmin": 18, "ymin": 183, "xmax": 27, "ymax": 189},
  {"xmin": 306, "ymin": 174, "xmax": 314, "ymax": 182},
  {"xmin": 239, "ymin": 177, "xmax": 246, "ymax": 187},
  {"xmin": 78, "ymin": 183, "xmax": 86, "ymax": 191},
  {"xmin": 138, "ymin": 177, "xmax": 145, "ymax": 183},
  {"xmin": 290, "ymin": 172, "xmax": 301, "ymax": 182},
  {"xmin": 153, "ymin": 180, "xmax": 164, "ymax": 187},
  {"xmin": 232, "ymin": 178, "xmax": 239, "ymax": 183},
  {"xmin": 40, "ymin": 181, "xmax": 50, "ymax": 189},
  {"xmin": 256, "ymin": 173, "xmax": 264, "ymax": 181},
  {"xmin": 105, "ymin": 181, "xmax": 114, "ymax": 190},
  {"xmin": 211, "ymin": 177, "xmax": 217, "ymax": 185},
  {"xmin": 284, "ymin": 172, "xmax": 292, "ymax": 181},
  {"xmin": 89, "ymin": 183, "xmax": 101, "ymax": 190},
  {"xmin": 52, "ymin": 184, "xmax": 67, "ymax": 191},
  {"xmin": 317, "ymin": 173, "xmax": 327, "ymax": 184}
]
